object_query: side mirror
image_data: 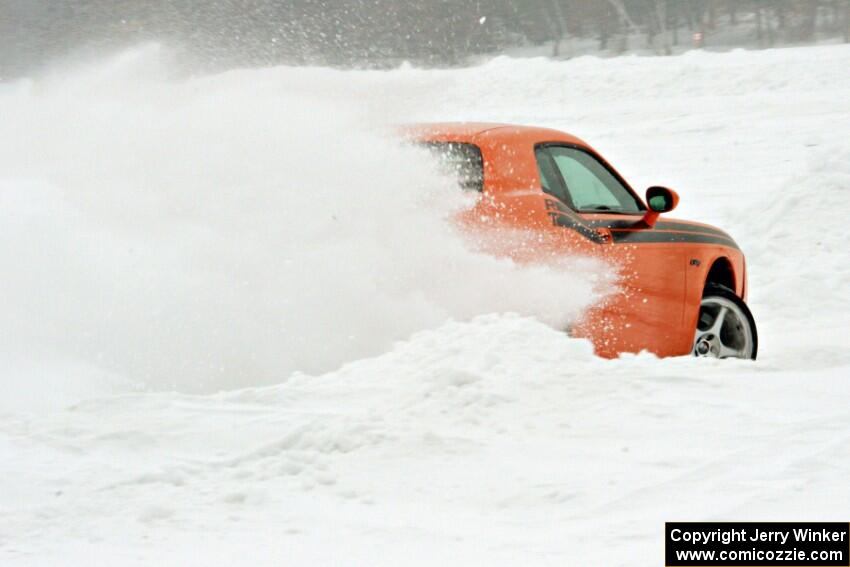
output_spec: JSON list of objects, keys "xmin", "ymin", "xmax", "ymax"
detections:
[
  {"xmin": 646, "ymin": 186, "xmax": 679, "ymax": 213},
  {"xmin": 641, "ymin": 186, "xmax": 679, "ymax": 227}
]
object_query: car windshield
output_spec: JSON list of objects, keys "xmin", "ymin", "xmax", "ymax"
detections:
[{"xmin": 535, "ymin": 145, "xmax": 642, "ymax": 214}]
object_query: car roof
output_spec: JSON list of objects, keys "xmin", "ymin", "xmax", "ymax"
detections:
[{"xmin": 400, "ymin": 122, "xmax": 588, "ymax": 147}]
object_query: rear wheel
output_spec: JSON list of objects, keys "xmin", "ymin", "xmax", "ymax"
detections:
[{"xmin": 693, "ymin": 284, "xmax": 758, "ymax": 360}]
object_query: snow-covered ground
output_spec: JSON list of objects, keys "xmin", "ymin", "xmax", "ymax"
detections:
[{"xmin": 1, "ymin": 44, "xmax": 849, "ymax": 566}]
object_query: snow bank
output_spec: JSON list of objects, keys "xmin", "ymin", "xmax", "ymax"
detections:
[{"xmin": 3, "ymin": 315, "xmax": 849, "ymax": 566}]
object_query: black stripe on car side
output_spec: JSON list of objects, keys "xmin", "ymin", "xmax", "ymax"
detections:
[
  {"xmin": 549, "ymin": 213, "xmax": 739, "ymax": 249},
  {"xmin": 543, "ymin": 199, "xmax": 739, "ymax": 249},
  {"xmin": 609, "ymin": 230, "xmax": 740, "ymax": 249},
  {"xmin": 587, "ymin": 219, "xmax": 734, "ymax": 240}
]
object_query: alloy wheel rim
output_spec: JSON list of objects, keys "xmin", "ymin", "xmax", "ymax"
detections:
[{"xmin": 693, "ymin": 296, "xmax": 754, "ymax": 359}]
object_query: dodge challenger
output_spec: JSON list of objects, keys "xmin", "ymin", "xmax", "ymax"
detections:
[{"xmin": 407, "ymin": 122, "xmax": 758, "ymax": 360}]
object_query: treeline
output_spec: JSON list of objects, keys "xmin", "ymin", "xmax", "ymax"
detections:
[
  {"xmin": 517, "ymin": 0, "xmax": 850, "ymax": 57},
  {"xmin": 2, "ymin": 0, "xmax": 850, "ymax": 76}
]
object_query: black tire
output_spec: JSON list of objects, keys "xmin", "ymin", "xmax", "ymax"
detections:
[{"xmin": 694, "ymin": 283, "xmax": 758, "ymax": 360}]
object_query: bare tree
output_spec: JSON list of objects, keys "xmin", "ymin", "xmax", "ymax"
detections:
[
  {"xmin": 843, "ymin": 0, "xmax": 850, "ymax": 41},
  {"xmin": 548, "ymin": 0, "xmax": 568, "ymax": 57},
  {"xmin": 606, "ymin": 0, "xmax": 640, "ymax": 33},
  {"xmin": 648, "ymin": 0, "xmax": 673, "ymax": 55},
  {"xmin": 606, "ymin": 0, "xmax": 640, "ymax": 52}
]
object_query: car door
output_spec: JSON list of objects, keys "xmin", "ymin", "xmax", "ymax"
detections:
[{"xmin": 535, "ymin": 144, "xmax": 690, "ymax": 356}]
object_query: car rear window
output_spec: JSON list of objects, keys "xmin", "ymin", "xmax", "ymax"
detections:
[{"xmin": 420, "ymin": 142, "xmax": 484, "ymax": 192}]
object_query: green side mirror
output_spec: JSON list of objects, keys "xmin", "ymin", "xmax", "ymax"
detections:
[{"xmin": 649, "ymin": 195, "xmax": 668, "ymax": 211}]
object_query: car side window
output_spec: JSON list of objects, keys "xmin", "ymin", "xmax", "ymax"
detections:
[
  {"xmin": 535, "ymin": 145, "xmax": 642, "ymax": 213},
  {"xmin": 420, "ymin": 142, "xmax": 484, "ymax": 192}
]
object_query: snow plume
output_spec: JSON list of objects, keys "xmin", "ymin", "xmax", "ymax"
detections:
[{"xmin": 0, "ymin": 45, "xmax": 611, "ymax": 395}]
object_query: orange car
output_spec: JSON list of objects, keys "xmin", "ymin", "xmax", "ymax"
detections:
[{"xmin": 407, "ymin": 122, "xmax": 758, "ymax": 360}]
